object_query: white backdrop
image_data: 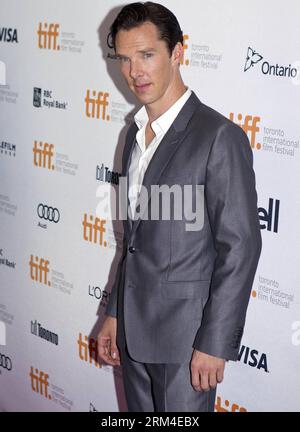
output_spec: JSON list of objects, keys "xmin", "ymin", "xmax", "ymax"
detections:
[{"xmin": 0, "ymin": 0, "xmax": 299, "ymax": 412}]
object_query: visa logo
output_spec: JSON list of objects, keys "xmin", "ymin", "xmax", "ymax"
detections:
[{"xmin": 238, "ymin": 345, "xmax": 269, "ymax": 372}]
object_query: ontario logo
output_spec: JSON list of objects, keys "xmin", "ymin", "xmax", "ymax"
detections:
[
  {"xmin": 244, "ymin": 47, "xmax": 263, "ymax": 72},
  {"xmin": 244, "ymin": 46, "xmax": 299, "ymax": 79}
]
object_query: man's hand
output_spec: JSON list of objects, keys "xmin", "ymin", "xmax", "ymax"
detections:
[
  {"xmin": 190, "ymin": 349, "xmax": 225, "ymax": 392},
  {"xmin": 97, "ymin": 316, "xmax": 120, "ymax": 366}
]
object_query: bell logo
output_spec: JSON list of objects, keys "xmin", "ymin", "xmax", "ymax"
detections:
[
  {"xmin": 82, "ymin": 213, "xmax": 107, "ymax": 247},
  {"xmin": 30, "ymin": 366, "xmax": 52, "ymax": 399},
  {"xmin": 37, "ymin": 23, "xmax": 60, "ymax": 50},
  {"xmin": 238, "ymin": 345, "xmax": 269, "ymax": 372},
  {"xmin": 77, "ymin": 333, "xmax": 101, "ymax": 368},
  {"xmin": 258, "ymin": 198, "xmax": 280, "ymax": 233},
  {"xmin": 33, "ymin": 141, "xmax": 55, "ymax": 170},
  {"xmin": 215, "ymin": 396, "xmax": 247, "ymax": 412},
  {"xmin": 85, "ymin": 90, "xmax": 110, "ymax": 120},
  {"xmin": 29, "ymin": 255, "xmax": 51, "ymax": 287},
  {"xmin": 180, "ymin": 34, "xmax": 189, "ymax": 66},
  {"xmin": 229, "ymin": 113, "xmax": 261, "ymax": 150}
]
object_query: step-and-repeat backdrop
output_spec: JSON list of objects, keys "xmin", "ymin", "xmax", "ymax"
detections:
[{"xmin": 0, "ymin": 0, "xmax": 299, "ymax": 412}]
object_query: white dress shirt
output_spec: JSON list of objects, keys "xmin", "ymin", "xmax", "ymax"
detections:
[{"xmin": 128, "ymin": 88, "xmax": 192, "ymax": 219}]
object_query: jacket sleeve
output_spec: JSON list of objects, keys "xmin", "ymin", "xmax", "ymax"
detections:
[
  {"xmin": 105, "ymin": 243, "xmax": 126, "ymax": 318},
  {"xmin": 193, "ymin": 122, "xmax": 262, "ymax": 360},
  {"xmin": 104, "ymin": 123, "xmax": 137, "ymax": 318}
]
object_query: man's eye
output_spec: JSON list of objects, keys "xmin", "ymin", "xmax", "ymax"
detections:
[
  {"xmin": 119, "ymin": 56, "xmax": 130, "ymax": 63},
  {"xmin": 143, "ymin": 53, "xmax": 153, "ymax": 58}
]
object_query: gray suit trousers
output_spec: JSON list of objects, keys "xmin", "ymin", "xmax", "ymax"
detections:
[{"xmin": 120, "ymin": 344, "xmax": 217, "ymax": 412}]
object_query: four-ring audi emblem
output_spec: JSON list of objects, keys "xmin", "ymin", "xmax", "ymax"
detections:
[{"xmin": 37, "ymin": 204, "xmax": 60, "ymax": 223}]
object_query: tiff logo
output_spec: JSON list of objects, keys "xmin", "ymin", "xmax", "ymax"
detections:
[
  {"xmin": 37, "ymin": 23, "xmax": 60, "ymax": 50},
  {"xmin": 82, "ymin": 214, "xmax": 107, "ymax": 247},
  {"xmin": 229, "ymin": 113, "xmax": 261, "ymax": 150},
  {"xmin": 180, "ymin": 34, "xmax": 189, "ymax": 66},
  {"xmin": 78, "ymin": 333, "xmax": 101, "ymax": 368},
  {"xmin": 0, "ymin": 321, "xmax": 6, "ymax": 345},
  {"xmin": 85, "ymin": 90, "xmax": 110, "ymax": 120},
  {"xmin": 30, "ymin": 366, "xmax": 52, "ymax": 399},
  {"xmin": 33, "ymin": 141, "xmax": 55, "ymax": 170},
  {"xmin": 215, "ymin": 396, "xmax": 247, "ymax": 412},
  {"xmin": 29, "ymin": 255, "xmax": 51, "ymax": 286}
]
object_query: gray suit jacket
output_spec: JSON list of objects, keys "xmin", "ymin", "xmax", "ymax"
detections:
[{"xmin": 106, "ymin": 91, "xmax": 262, "ymax": 363}]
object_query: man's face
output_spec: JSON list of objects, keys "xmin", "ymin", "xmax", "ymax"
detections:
[{"xmin": 115, "ymin": 21, "xmax": 180, "ymax": 108}]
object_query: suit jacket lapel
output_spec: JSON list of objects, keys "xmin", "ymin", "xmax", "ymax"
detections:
[{"xmin": 122, "ymin": 124, "xmax": 137, "ymax": 234}]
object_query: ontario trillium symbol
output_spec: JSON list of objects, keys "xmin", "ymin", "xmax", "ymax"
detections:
[{"xmin": 244, "ymin": 47, "xmax": 263, "ymax": 72}]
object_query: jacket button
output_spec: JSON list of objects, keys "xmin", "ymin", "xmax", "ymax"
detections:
[{"xmin": 128, "ymin": 246, "xmax": 136, "ymax": 254}]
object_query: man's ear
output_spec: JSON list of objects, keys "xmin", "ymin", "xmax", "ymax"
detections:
[{"xmin": 172, "ymin": 42, "xmax": 183, "ymax": 65}]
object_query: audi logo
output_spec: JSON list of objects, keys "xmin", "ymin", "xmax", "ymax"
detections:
[
  {"xmin": 37, "ymin": 204, "xmax": 60, "ymax": 223},
  {"xmin": 0, "ymin": 353, "xmax": 12, "ymax": 371}
]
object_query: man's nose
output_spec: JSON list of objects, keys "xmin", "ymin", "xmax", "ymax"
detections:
[{"xmin": 129, "ymin": 60, "xmax": 142, "ymax": 79}]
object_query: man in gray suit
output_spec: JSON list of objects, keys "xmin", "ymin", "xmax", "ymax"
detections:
[{"xmin": 98, "ymin": 2, "xmax": 262, "ymax": 412}]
